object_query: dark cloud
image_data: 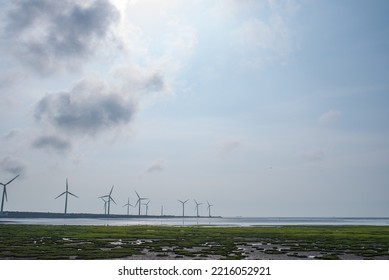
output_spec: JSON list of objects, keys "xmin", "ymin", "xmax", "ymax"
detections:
[
  {"xmin": 32, "ymin": 136, "xmax": 71, "ymax": 153},
  {"xmin": 0, "ymin": 156, "xmax": 27, "ymax": 177},
  {"xmin": 34, "ymin": 80, "xmax": 136, "ymax": 136},
  {"xmin": 3, "ymin": 0, "xmax": 119, "ymax": 74}
]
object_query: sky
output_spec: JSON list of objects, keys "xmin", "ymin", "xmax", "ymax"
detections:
[{"xmin": 0, "ymin": 0, "xmax": 388, "ymax": 217}]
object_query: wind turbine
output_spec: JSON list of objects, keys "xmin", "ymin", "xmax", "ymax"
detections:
[
  {"xmin": 0, "ymin": 174, "xmax": 19, "ymax": 214},
  {"xmin": 143, "ymin": 200, "xmax": 150, "ymax": 216},
  {"xmin": 134, "ymin": 191, "xmax": 148, "ymax": 216},
  {"xmin": 207, "ymin": 201, "xmax": 214, "ymax": 217},
  {"xmin": 54, "ymin": 178, "xmax": 78, "ymax": 215},
  {"xmin": 123, "ymin": 197, "xmax": 133, "ymax": 216},
  {"xmin": 177, "ymin": 199, "xmax": 189, "ymax": 217},
  {"xmin": 99, "ymin": 197, "xmax": 108, "ymax": 214},
  {"xmin": 194, "ymin": 200, "xmax": 202, "ymax": 217},
  {"xmin": 99, "ymin": 186, "xmax": 116, "ymax": 215}
]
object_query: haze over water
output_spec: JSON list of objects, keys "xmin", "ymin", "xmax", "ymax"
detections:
[{"xmin": 1, "ymin": 217, "xmax": 389, "ymax": 227}]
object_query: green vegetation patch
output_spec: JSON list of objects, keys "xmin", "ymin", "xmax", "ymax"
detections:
[{"xmin": 0, "ymin": 224, "xmax": 389, "ymax": 259}]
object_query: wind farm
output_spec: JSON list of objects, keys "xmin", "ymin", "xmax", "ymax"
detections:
[{"xmin": 0, "ymin": 176, "xmax": 219, "ymax": 219}]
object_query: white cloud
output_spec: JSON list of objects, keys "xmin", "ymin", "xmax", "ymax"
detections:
[
  {"xmin": 230, "ymin": 3, "xmax": 293, "ymax": 68},
  {"xmin": 319, "ymin": 110, "xmax": 341, "ymax": 125},
  {"xmin": 146, "ymin": 159, "xmax": 165, "ymax": 173}
]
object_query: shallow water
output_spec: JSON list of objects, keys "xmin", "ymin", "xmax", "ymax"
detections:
[{"xmin": 1, "ymin": 216, "xmax": 389, "ymax": 226}]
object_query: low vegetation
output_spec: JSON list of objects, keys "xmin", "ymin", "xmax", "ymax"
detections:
[{"xmin": 0, "ymin": 225, "xmax": 389, "ymax": 259}]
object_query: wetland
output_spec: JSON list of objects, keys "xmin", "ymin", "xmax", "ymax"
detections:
[{"xmin": 1, "ymin": 225, "xmax": 389, "ymax": 260}]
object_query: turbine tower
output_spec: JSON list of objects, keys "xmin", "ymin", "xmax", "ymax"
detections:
[
  {"xmin": 99, "ymin": 186, "xmax": 116, "ymax": 215},
  {"xmin": 134, "ymin": 191, "xmax": 148, "ymax": 216},
  {"xmin": 177, "ymin": 199, "xmax": 189, "ymax": 217},
  {"xmin": 0, "ymin": 174, "xmax": 19, "ymax": 214},
  {"xmin": 194, "ymin": 200, "xmax": 202, "ymax": 217},
  {"xmin": 123, "ymin": 197, "xmax": 133, "ymax": 216},
  {"xmin": 143, "ymin": 200, "xmax": 150, "ymax": 216},
  {"xmin": 207, "ymin": 201, "xmax": 214, "ymax": 217},
  {"xmin": 54, "ymin": 178, "xmax": 78, "ymax": 215}
]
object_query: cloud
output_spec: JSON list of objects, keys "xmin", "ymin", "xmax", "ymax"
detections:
[
  {"xmin": 319, "ymin": 110, "xmax": 341, "ymax": 125},
  {"xmin": 0, "ymin": 156, "xmax": 27, "ymax": 177},
  {"xmin": 219, "ymin": 140, "xmax": 241, "ymax": 158},
  {"xmin": 114, "ymin": 64, "xmax": 166, "ymax": 95},
  {"xmin": 229, "ymin": 0, "xmax": 296, "ymax": 68},
  {"xmin": 32, "ymin": 136, "xmax": 72, "ymax": 154},
  {"xmin": 2, "ymin": 0, "xmax": 119, "ymax": 74},
  {"xmin": 34, "ymin": 79, "xmax": 137, "ymax": 136},
  {"xmin": 146, "ymin": 159, "xmax": 165, "ymax": 173},
  {"xmin": 1, "ymin": 129, "xmax": 20, "ymax": 141}
]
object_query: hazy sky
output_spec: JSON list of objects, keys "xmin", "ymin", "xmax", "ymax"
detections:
[{"xmin": 1, "ymin": 0, "xmax": 388, "ymax": 217}]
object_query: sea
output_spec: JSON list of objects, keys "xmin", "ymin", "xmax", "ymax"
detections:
[{"xmin": 1, "ymin": 217, "xmax": 389, "ymax": 227}]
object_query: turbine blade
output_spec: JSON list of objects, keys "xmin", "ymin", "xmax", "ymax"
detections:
[
  {"xmin": 66, "ymin": 178, "xmax": 68, "ymax": 191},
  {"xmin": 68, "ymin": 192, "xmax": 78, "ymax": 198},
  {"xmin": 111, "ymin": 197, "xmax": 117, "ymax": 204},
  {"xmin": 55, "ymin": 192, "xmax": 65, "ymax": 199},
  {"xmin": 4, "ymin": 187, "xmax": 7, "ymax": 202},
  {"xmin": 5, "ymin": 174, "xmax": 19, "ymax": 186},
  {"xmin": 178, "ymin": 199, "xmax": 183, "ymax": 203},
  {"xmin": 184, "ymin": 199, "xmax": 189, "ymax": 204},
  {"xmin": 109, "ymin": 185, "xmax": 114, "ymax": 195},
  {"xmin": 135, "ymin": 191, "xmax": 140, "ymax": 199}
]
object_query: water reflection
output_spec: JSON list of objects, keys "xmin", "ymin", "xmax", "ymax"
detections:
[{"xmin": 1, "ymin": 217, "xmax": 389, "ymax": 226}]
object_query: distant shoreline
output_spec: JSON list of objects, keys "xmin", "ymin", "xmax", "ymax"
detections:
[{"xmin": 0, "ymin": 211, "xmax": 221, "ymax": 219}]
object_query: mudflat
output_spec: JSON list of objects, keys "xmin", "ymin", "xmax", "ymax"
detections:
[{"xmin": 1, "ymin": 225, "xmax": 389, "ymax": 260}]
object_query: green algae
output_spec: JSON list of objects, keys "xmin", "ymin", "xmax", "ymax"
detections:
[{"xmin": 0, "ymin": 224, "xmax": 389, "ymax": 259}]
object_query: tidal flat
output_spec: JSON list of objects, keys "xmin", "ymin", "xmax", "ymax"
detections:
[{"xmin": 1, "ymin": 225, "xmax": 389, "ymax": 260}]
